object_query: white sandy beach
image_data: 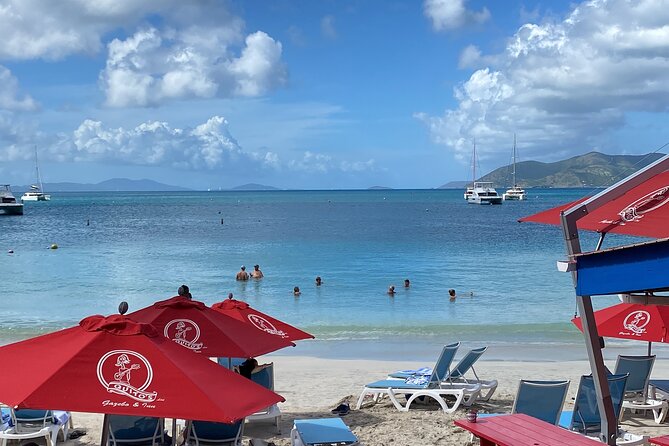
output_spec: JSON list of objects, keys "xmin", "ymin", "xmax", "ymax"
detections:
[{"xmin": 53, "ymin": 356, "xmax": 669, "ymax": 446}]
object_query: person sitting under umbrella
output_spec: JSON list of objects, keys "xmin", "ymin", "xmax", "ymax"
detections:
[{"xmin": 236, "ymin": 358, "xmax": 271, "ymax": 379}]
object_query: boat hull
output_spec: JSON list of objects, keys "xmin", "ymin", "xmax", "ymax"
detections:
[
  {"xmin": 21, "ymin": 193, "xmax": 50, "ymax": 202},
  {"xmin": 0, "ymin": 203, "xmax": 24, "ymax": 215},
  {"xmin": 467, "ymin": 196, "xmax": 503, "ymax": 205}
]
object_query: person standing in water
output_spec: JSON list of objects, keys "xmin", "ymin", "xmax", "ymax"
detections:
[
  {"xmin": 236, "ymin": 266, "xmax": 249, "ymax": 281},
  {"xmin": 448, "ymin": 289, "xmax": 456, "ymax": 301},
  {"xmin": 251, "ymin": 264, "xmax": 264, "ymax": 279}
]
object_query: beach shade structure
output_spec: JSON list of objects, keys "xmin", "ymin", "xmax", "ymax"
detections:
[
  {"xmin": 211, "ymin": 298, "xmax": 314, "ymax": 342},
  {"xmin": 128, "ymin": 295, "xmax": 294, "ymax": 358},
  {"xmin": 571, "ymin": 302, "xmax": 669, "ymax": 355},
  {"xmin": 0, "ymin": 314, "xmax": 283, "ymax": 422},
  {"xmin": 525, "ymin": 153, "xmax": 669, "ymax": 445},
  {"xmin": 519, "ymin": 169, "xmax": 669, "ymax": 240}
]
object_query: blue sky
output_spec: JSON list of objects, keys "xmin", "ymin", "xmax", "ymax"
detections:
[{"xmin": 1, "ymin": 0, "xmax": 669, "ymax": 190}]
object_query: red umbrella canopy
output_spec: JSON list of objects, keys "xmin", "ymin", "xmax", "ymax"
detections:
[
  {"xmin": 211, "ymin": 299, "xmax": 314, "ymax": 342},
  {"xmin": 572, "ymin": 302, "xmax": 669, "ymax": 343},
  {"xmin": 0, "ymin": 314, "xmax": 283, "ymax": 422},
  {"xmin": 519, "ymin": 170, "xmax": 669, "ymax": 238},
  {"xmin": 128, "ymin": 296, "xmax": 294, "ymax": 358}
]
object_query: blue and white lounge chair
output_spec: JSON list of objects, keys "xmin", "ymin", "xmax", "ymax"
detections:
[
  {"xmin": 470, "ymin": 379, "xmax": 570, "ymax": 443},
  {"xmin": 355, "ymin": 346, "xmax": 480, "ymax": 413},
  {"xmin": 290, "ymin": 418, "xmax": 358, "ymax": 446},
  {"xmin": 246, "ymin": 363, "xmax": 281, "ymax": 433},
  {"xmin": 559, "ymin": 374, "xmax": 647, "ymax": 446},
  {"xmin": 511, "ymin": 379, "xmax": 570, "ymax": 424},
  {"xmin": 184, "ymin": 419, "xmax": 244, "ymax": 446},
  {"xmin": 387, "ymin": 342, "xmax": 460, "ymax": 380},
  {"xmin": 443, "ymin": 347, "xmax": 498, "ymax": 402},
  {"xmin": 107, "ymin": 415, "xmax": 166, "ymax": 446},
  {"xmin": 0, "ymin": 408, "xmax": 71, "ymax": 446},
  {"xmin": 615, "ymin": 355, "xmax": 668, "ymax": 424}
]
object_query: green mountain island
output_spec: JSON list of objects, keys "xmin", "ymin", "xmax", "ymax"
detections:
[{"xmin": 444, "ymin": 152, "xmax": 665, "ymax": 189}]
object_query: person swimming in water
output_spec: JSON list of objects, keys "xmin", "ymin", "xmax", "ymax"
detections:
[
  {"xmin": 448, "ymin": 289, "xmax": 456, "ymax": 301},
  {"xmin": 388, "ymin": 285, "xmax": 396, "ymax": 296},
  {"xmin": 294, "ymin": 286, "xmax": 301, "ymax": 296}
]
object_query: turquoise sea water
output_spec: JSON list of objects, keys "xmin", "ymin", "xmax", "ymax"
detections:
[{"xmin": 0, "ymin": 189, "xmax": 656, "ymax": 361}]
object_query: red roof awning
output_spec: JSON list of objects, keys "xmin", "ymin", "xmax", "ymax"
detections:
[{"xmin": 519, "ymin": 170, "xmax": 669, "ymax": 239}]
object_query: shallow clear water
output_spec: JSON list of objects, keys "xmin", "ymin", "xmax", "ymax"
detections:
[{"xmin": 0, "ymin": 189, "xmax": 655, "ymax": 360}]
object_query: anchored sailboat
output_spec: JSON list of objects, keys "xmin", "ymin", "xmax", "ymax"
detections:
[
  {"xmin": 21, "ymin": 147, "xmax": 50, "ymax": 202},
  {"xmin": 465, "ymin": 139, "xmax": 502, "ymax": 205},
  {"xmin": 503, "ymin": 134, "xmax": 525, "ymax": 201}
]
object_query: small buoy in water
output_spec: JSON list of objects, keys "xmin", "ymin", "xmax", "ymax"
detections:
[
  {"xmin": 221, "ymin": 218, "xmax": 224, "ymax": 224},
  {"xmin": 425, "ymin": 208, "xmax": 429, "ymax": 212},
  {"xmin": 86, "ymin": 219, "xmax": 90, "ymax": 226},
  {"xmin": 50, "ymin": 244, "xmax": 58, "ymax": 250},
  {"xmin": 7, "ymin": 249, "xmax": 14, "ymax": 254}
]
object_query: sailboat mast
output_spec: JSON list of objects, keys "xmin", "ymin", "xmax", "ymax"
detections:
[
  {"xmin": 472, "ymin": 139, "xmax": 476, "ymax": 186},
  {"xmin": 512, "ymin": 134, "xmax": 517, "ymax": 187},
  {"xmin": 34, "ymin": 146, "xmax": 44, "ymax": 191}
]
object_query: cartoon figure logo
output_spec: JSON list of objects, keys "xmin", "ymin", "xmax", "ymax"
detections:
[
  {"xmin": 621, "ymin": 311, "xmax": 651, "ymax": 336},
  {"xmin": 247, "ymin": 314, "xmax": 288, "ymax": 338},
  {"xmin": 164, "ymin": 319, "xmax": 204, "ymax": 352},
  {"xmin": 97, "ymin": 350, "xmax": 158, "ymax": 402},
  {"xmin": 618, "ymin": 186, "xmax": 669, "ymax": 223}
]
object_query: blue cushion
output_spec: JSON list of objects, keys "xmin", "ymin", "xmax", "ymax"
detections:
[
  {"xmin": 294, "ymin": 418, "xmax": 357, "ymax": 445},
  {"xmin": 365, "ymin": 379, "xmax": 426, "ymax": 389}
]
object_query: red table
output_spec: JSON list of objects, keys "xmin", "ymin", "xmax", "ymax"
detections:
[
  {"xmin": 650, "ymin": 435, "xmax": 669, "ymax": 446},
  {"xmin": 455, "ymin": 413, "xmax": 604, "ymax": 446}
]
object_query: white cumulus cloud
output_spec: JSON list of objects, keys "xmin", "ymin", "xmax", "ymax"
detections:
[
  {"xmin": 418, "ymin": 0, "xmax": 669, "ymax": 163},
  {"xmin": 63, "ymin": 116, "xmax": 244, "ymax": 169},
  {"xmin": 0, "ymin": 66, "xmax": 37, "ymax": 111},
  {"xmin": 423, "ymin": 0, "xmax": 490, "ymax": 31},
  {"xmin": 101, "ymin": 28, "xmax": 287, "ymax": 107}
]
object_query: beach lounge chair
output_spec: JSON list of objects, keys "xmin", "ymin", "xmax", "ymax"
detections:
[
  {"xmin": 559, "ymin": 374, "xmax": 648, "ymax": 446},
  {"xmin": 184, "ymin": 419, "xmax": 244, "ymax": 446},
  {"xmin": 503, "ymin": 379, "xmax": 570, "ymax": 424},
  {"xmin": 387, "ymin": 342, "xmax": 460, "ymax": 380},
  {"xmin": 471, "ymin": 379, "xmax": 570, "ymax": 443},
  {"xmin": 107, "ymin": 415, "xmax": 166, "ymax": 446},
  {"xmin": 290, "ymin": 418, "xmax": 358, "ymax": 446},
  {"xmin": 355, "ymin": 346, "xmax": 481, "ymax": 413},
  {"xmin": 246, "ymin": 363, "xmax": 281, "ymax": 433},
  {"xmin": 615, "ymin": 355, "xmax": 668, "ymax": 424},
  {"xmin": 442, "ymin": 347, "xmax": 498, "ymax": 402},
  {"xmin": 0, "ymin": 408, "xmax": 72, "ymax": 446}
]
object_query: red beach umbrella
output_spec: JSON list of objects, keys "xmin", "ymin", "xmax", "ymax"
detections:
[
  {"xmin": 519, "ymin": 170, "xmax": 669, "ymax": 239},
  {"xmin": 572, "ymin": 302, "xmax": 669, "ymax": 344},
  {"xmin": 128, "ymin": 296, "xmax": 294, "ymax": 358},
  {"xmin": 0, "ymin": 314, "xmax": 283, "ymax": 422},
  {"xmin": 211, "ymin": 298, "xmax": 314, "ymax": 342}
]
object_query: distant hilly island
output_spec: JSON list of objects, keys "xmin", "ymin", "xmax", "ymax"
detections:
[
  {"xmin": 440, "ymin": 152, "xmax": 665, "ymax": 189},
  {"xmin": 16, "ymin": 152, "xmax": 665, "ymax": 192}
]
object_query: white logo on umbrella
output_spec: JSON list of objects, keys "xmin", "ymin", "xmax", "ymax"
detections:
[
  {"xmin": 247, "ymin": 314, "xmax": 288, "ymax": 338},
  {"xmin": 622, "ymin": 311, "xmax": 651, "ymax": 335},
  {"xmin": 164, "ymin": 319, "xmax": 204, "ymax": 352},
  {"xmin": 618, "ymin": 186, "xmax": 669, "ymax": 223},
  {"xmin": 97, "ymin": 350, "xmax": 158, "ymax": 403}
]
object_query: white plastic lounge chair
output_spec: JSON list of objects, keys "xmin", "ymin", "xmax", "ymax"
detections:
[
  {"xmin": 184, "ymin": 419, "xmax": 244, "ymax": 446},
  {"xmin": 246, "ymin": 363, "xmax": 281, "ymax": 433},
  {"xmin": 387, "ymin": 342, "xmax": 460, "ymax": 380},
  {"xmin": 290, "ymin": 418, "xmax": 358, "ymax": 446},
  {"xmin": 559, "ymin": 374, "xmax": 648, "ymax": 446},
  {"xmin": 0, "ymin": 408, "xmax": 71, "ymax": 446},
  {"xmin": 615, "ymin": 355, "xmax": 668, "ymax": 424},
  {"xmin": 443, "ymin": 346, "xmax": 498, "ymax": 402},
  {"xmin": 356, "ymin": 346, "xmax": 480, "ymax": 413},
  {"xmin": 107, "ymin": 415, "xmax": 166, "ymax": 446}
]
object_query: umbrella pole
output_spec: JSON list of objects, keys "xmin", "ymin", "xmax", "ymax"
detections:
[
  {"xmin": 100, "ymin": 414, "xmax": 109, "ymax": 446},
  {"xmin": 171, "ymin": 418, "xmax": 177, "ymax": 446},
  {"xmin": 648, "ymin": 341, "xmax": 652, "ymax": 356}
]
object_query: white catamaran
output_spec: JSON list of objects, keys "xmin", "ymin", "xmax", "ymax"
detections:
[
  {"xmin": 503, "ymin": 134, "xmax": 525, "ymax": 201},
  {"xmin": 21, "ymin": 147, "xmax": 50, "ymax": 202},
  {"xmin": 465, "ymin": 140, "xmax": 502, "ymax": 205}
]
